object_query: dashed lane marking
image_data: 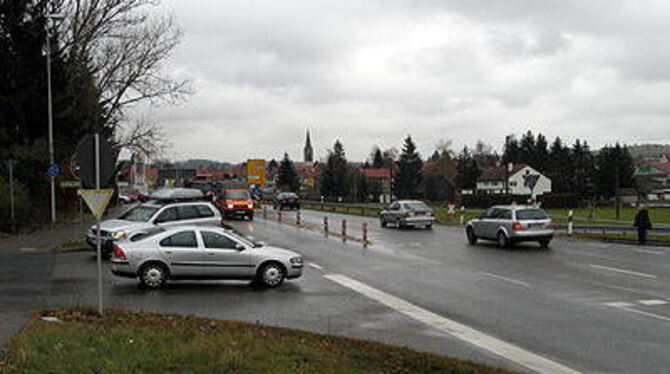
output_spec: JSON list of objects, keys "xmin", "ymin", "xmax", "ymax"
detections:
[
  {"xmin": 308, "ymin": 263, "xmax": 323, "ymax": 270},
  {"xmin": 604, "ymin": 301, "xmax": 670, "ymax": 323},
  {"xmin": 638, "ymin": 299, "xmax": 669, "ymax": 306},
  {"xmin": 478, "ymin": 271, "xmax": 532, "ymax": 288},
  {"xmin": 589, "ymin": 264, "xmax": 658, "ymax": 279},
  {"xmin": 324, "ymin": 273, "xmax": 582, "ymax": 374}
]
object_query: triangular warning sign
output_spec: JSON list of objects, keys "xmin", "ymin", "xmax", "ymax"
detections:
[{"xmin": 79, "ymin": 189, "xmax": 114, "ymax": 219}]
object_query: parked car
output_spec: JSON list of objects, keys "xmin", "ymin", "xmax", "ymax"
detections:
[
  {"xmin": 86, "ymin": 200, "xmax": 222, "ymax": 255},
  {"xmin": 465, "ymin": 205, "xmax": 554, "ymax": 248},
  {"xmin": 110, "ymin": 225, "xmax": 303, "ymax": 289},
  {"xmin": 274, "ymin": 192, "xmax": 300, "ymax": 210},
  {"xmin": 380, "ymin": 200, "xmax": 435, "ymax": 229},
  {"xmin": 217, "ymin": 189, "xmax": 254, "ymax": 220}
]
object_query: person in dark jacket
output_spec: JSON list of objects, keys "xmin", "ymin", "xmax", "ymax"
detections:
[{"xmin": 633, "ymin": 206, "xmax": 652, "ymax": 245}]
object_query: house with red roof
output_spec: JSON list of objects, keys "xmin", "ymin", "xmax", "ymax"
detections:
[{"xmin": 477, "ymin": 164, "xmax": 552, "ymax": 199}]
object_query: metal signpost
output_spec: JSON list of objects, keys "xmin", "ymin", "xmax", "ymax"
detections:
[
  {"xmin": 75, "ymin": 133, "xmax": 117, "ymax": 315},
  {"xmin": 7, "ymin": 160, "xmax": 16, "ymax": 232}
]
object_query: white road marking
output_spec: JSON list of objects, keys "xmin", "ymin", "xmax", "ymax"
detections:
[
  {"xmin": 324, "ymin": 274, "xmax": 582, "ymax": 374},
  {"xmin": 605, "ymin": 302, "xmax": 670, "ymax": 323},
  {"xmin": 630, "ymin": 248, "xmax": 665, "ymax": 255},
  {"xmin": 478, "ymin": 271, "xmax": 532, "ymax": 288},
  {"xmin": 588, "ymin": 264, "xmax": 658, "ymax": 279},
  {"xmin": 308, "ymin": 263, "xmax": 323, "ymax": 270},
  {"xmin": 638, "ymin": 299, "xmax": 669, "ymax": 306}
]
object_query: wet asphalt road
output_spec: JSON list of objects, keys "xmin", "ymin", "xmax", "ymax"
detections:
[{"xmin": 2, "ymin": 207, "xmax": 670, "ymax": 373}]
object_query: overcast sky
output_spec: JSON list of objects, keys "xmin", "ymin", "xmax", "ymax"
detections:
[{"xmin": 143, "ymin": 0, "xmax": 670, "ymax": 163}]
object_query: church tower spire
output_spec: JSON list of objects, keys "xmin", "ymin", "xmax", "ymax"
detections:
[{"xmin": 304, "ymin": 129, "xmax": 314, "ymax": 163}]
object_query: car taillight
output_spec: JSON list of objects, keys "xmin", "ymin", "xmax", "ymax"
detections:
[
  {"xmin": 512, "ymin": 222, "xmax": 524, "ymax": 231},
  {"xmin": 113, "ymin": 245, "xmax": 127, "ymax": 260}
]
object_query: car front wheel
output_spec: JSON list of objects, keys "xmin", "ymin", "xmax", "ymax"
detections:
[
  {"xmin": 258, "ymin": 262, "xmax": 285, "ymax": 288},
  {"xmin": 539, "ymin": 240, "xmax": 550, "ymax": 249}
]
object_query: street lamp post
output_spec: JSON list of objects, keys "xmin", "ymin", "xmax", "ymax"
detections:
[{"xmin": 46, "ymin": 13, "xmax": 64, "ymax": 224}]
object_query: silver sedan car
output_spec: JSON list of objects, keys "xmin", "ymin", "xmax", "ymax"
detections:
[
  {"xmin": 380, "ymin": 200, "xmax": 435, "ymax": 229},
  {"xmin": 110, "ymin": 225, "xmax": 303, "ymax": 289},
  {"xmin": 465, "ymin": 205, "xmax": 554, "ymax": 248}
]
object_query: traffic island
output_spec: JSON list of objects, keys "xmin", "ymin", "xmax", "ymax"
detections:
[{"xmin": 0, "ymin": 309, "xmax": 517, "ymax": 374}]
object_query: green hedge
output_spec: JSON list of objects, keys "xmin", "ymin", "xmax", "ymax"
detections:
[{"xmin": 537, "ymin": 193, "xmax": 582, "ymax": 209}]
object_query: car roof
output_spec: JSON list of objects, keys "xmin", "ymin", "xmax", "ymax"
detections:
[
  {"xmin": 140, "ymin": 201, "xmax": 215, "ymax": 208},
  {"xmin": 395, "ymin": 200, "xmax": 427, "ymax": 204},
  {"xmin": 490, "ymin": 205, "xmax": 542, "ymax": 210}
]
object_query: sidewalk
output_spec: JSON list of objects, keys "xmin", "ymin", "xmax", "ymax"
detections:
[{"xmin": 0, "ymin": 207, "xmax": 120, "ymax": 350}]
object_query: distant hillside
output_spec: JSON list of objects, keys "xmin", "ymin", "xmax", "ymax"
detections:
[
  {"xmin": 626, "ymin": 144, "xmax": 670, "ymax": 158},
  {"xmin": 173, "ymin": 159, "xmax": 234, "ymax": 170}
]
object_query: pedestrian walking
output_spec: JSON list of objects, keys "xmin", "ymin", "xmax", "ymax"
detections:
[{"xmin": 633, "ymin": 205, "xmax": 652, "ymax": 245}]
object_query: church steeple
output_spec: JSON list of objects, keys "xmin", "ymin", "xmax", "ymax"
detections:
[{"xmin": 304, "ymin": 129, "xmax": 313, "ymax": 163}]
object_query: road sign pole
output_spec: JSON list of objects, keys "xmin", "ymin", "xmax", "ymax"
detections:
[{"xmin": 95, "ymin": 133, "xmax": 103, "ymax": 315}]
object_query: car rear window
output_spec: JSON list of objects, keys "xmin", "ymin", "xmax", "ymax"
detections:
[
  {"xmin": 516, "ymin": 209, "xmax": 549, "ymax": 220},
  {"xmin": 119, "ymin": 206, "xmax": 159, "ymax": 222},
  {"xmin": 225, "ymin": 190, "xmax": 251, "ymax": 199},
  {"xmin": 405, "ymin": 202, "xmax": 429, "ymax": 211},
  {"xmin": 278, "ymin": 193, "xmax": 298, "ymax": 199}
]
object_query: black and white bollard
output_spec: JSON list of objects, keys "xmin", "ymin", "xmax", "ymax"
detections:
[
  {"xmin": 568, "ymin": 210, "xmax": 574, "ymax": 236},
  {"xmin": 324, "ymin": 216, "xmax": 329, "ymax": 236},
  {"xmin": 296, "ymin": 211, "xmax": 301, "ymax": 226},
  {"xmin": 278, "ymin": 210, "xmax": 282, "ymax": 223}
]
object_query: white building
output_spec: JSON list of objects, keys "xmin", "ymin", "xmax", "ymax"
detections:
[{"xmin": 476, "ymin": 164, "xmax": 552, "ymax": 200}]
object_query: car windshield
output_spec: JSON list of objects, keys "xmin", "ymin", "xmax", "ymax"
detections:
[
  {"xmin": 405, "ymin": 202, "xmax": 430, "ymax": 211},
  {"xmin": 118, "ymin": 206, "xmax": 159, "ymax": 222},
  {"xmin": 516, "ymin": 209, "xmax": 549, "ymax": 220},
  {"xmin": 225, "ymin": 190, "xmax": 250, "ymax": 199}
]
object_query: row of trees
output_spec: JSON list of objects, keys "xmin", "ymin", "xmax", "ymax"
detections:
[
  {"xmin": 1, "ymin": 0, "xmax": 187, "ymax": 228},
  {"xmin": 275, "ymin": 131, "xmax": 638, "ymax": 203}
]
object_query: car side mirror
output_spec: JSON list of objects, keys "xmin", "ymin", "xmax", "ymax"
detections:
[{"xmin": 235, "ymin": 243, "xmax": 245, "ymax": 251}]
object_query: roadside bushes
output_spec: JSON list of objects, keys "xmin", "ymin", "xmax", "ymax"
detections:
[
  {"xmin": 0, "ymin": 178, "xmax": 33, "ymax": 232},
  {"xmin": 537, "ymin": 193, "xmax": 582, "ymax": 209}
]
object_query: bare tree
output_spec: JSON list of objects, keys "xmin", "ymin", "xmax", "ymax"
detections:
[
  {"xmin": 435, "ymin": 138, "xmax": 454, "ymax": 157},
  {"xmin": 115, "ymin": 117, "xmax": 169, "ymax": 159},
  {"xmin": 58, "ymin": 0, "xmax": 191, "ymax": 147}
]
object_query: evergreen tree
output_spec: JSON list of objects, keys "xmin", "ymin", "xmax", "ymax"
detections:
[
  {"xmin": 371, "ymin": 147, "xmax": 384, "ymax": 168},
  {"xmin": 276, "ymin": 153, "xmax": 299, "ymax": 192},
  {"xmin": 595, "ymin": 143, "xmax": 635, "ymax": 199},
  {"xmin": 454, "ymin": 147, "xmax": 481, "ymax": 190},
  {"xmin": 393, "ymin": 136, "xmax": 423, "ymax": 198},
  {"xmin": 535, "ymin": 133, "xmax": 549, "ymax": 172},
  {"xmin": 546, "ymin": 137, "xmax": 574, "ymax": 193},
  {"xmin": 502, "ymin": 135, "xmax": 521, "ymax": 165},
  {"xmin": 572, "ymin": 140, "xmax": 596, "ymax": 199},
  {"xmin": 430, "ymin": 150, "xmax": 441, "ymax": 161},
  {"xmin": 519, "ymin": 130, "xmax": 537, "ymax": 167},
  {"xmin": 320, "ymin": 140, "xmax": 348, "ymax": 198}
]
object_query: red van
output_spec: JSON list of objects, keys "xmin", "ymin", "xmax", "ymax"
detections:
[{"xmin": 217, "ymin": 189, "xmax": 254, "ymax": 220}]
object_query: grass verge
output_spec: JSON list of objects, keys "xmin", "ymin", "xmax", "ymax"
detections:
[
  {"xmin": 52, "ymin": 238, "xmax": 88, "ymax": 253},
  {"xmin": 0, "ymin": 309, "xmax": 516, "ymax": 374}
]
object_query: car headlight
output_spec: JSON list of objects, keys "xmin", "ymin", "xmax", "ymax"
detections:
[
  {"xmin": 290, "ymin": 257, "xmax": 303, "ymax": 265},
  {"xmin": 227, "ymin": 204, "xmax": 234, "ymax": 209},
  {"xmin": 248, "ymin": 203, "xmax": 254, "ymax": 208},
  {"xmin": 112, "ymin": 231, "xmax": 127, "ymax": 240}
]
